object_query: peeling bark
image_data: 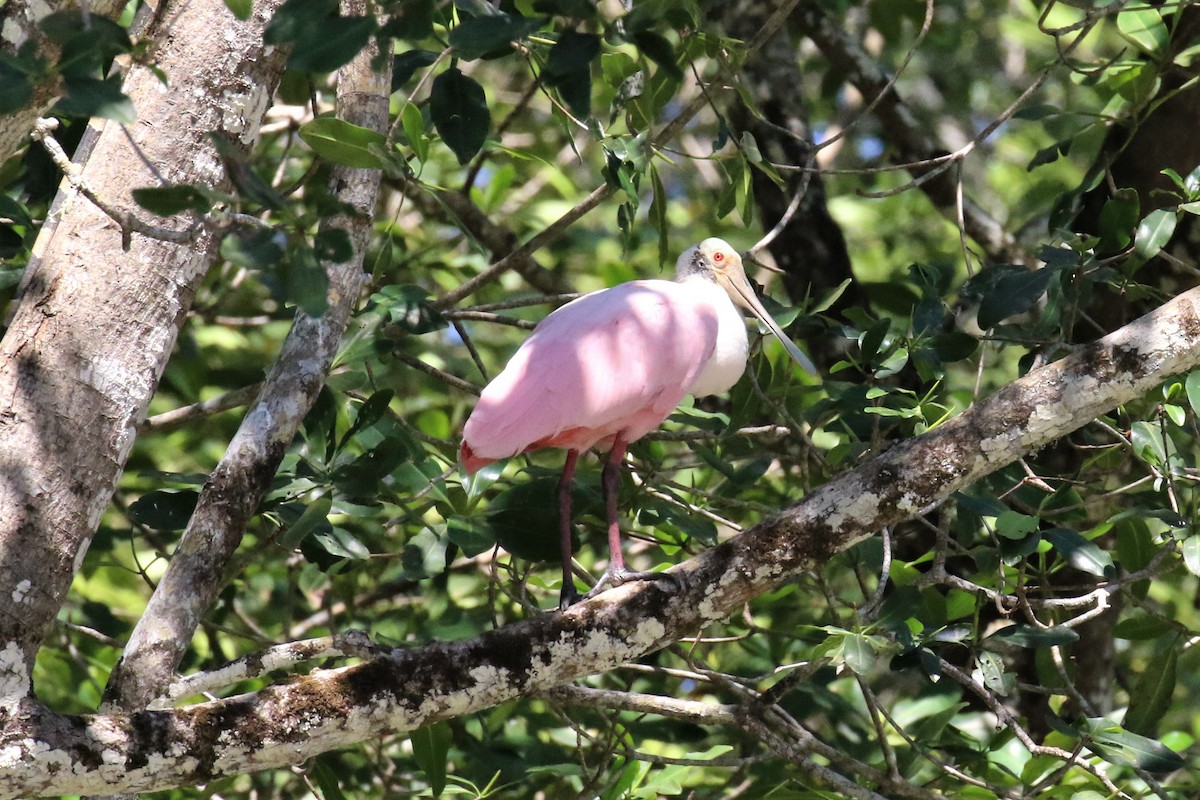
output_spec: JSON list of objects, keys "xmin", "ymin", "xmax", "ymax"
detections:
[{"xmin": 1, "ymin": 281, "xmax": 1198, "ymax": 798}]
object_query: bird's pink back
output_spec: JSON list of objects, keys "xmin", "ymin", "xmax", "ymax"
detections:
[{"xmin": 462, "ymin": 280, "xmax": 722, "ymax": 471}]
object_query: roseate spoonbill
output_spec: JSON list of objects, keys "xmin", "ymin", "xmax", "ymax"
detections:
[{"xmin": 460, "ymin": 238, "xmax": 815, "ymax": 607}]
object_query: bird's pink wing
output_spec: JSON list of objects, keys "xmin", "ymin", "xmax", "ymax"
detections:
[{"xmin": 462, "ymin": 281, "xmax": 720, "ymax": 467}]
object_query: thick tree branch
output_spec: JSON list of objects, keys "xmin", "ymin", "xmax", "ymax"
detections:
[
  {"xmin": 2, "ymin": 274, "xmax": 1199, "ymax": 797},
  {"xmin": 101, "ymin": 17, "xmax": 391, "ymax": 712}
]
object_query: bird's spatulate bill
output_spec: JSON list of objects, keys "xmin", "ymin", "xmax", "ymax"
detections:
[{"xmin": 716, "ymin": 268, "xmax": 817, "ymax": 375}]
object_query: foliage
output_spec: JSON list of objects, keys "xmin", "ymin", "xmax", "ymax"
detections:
[{"xmin": 4, "ymin": 0, "xmax": 1200, "ymax": 798}]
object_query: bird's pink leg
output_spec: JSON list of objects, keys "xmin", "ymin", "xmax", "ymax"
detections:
[
  {"xmin": 557, "ymin": 449, "xmax": 581, "ymax": 609},
  {"xmin": 602, "ymin": 435, "xmax": 629, "ymax": 577}
]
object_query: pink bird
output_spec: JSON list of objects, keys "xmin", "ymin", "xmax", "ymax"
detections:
[{"xmin": 461, "ymin": 238, "xmax": 815, "ymax": 607}]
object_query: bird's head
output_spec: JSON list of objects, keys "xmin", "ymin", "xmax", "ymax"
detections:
[{"xmin": 676, "ymin": 237, "xmax": 818, "ymax": 375}]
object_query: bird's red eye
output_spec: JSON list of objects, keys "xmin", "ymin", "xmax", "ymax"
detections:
[{"xmin": 713, "ymin": 252, "xmax": 724, "ymax": 262}]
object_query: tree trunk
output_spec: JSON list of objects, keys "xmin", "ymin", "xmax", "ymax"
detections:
[{"xmin": 0, "ymin": 0, "xmax": 286, "ymax": 695}]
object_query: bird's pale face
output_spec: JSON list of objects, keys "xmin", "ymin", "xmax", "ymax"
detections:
[{"xmin": 684, "ymin": 237, "xmax": 818, "ymax": 375}]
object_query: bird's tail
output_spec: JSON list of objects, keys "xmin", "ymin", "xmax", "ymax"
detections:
[{"xmin": 459, "ymin": 441, "xmax": 492, "ymax": 475}]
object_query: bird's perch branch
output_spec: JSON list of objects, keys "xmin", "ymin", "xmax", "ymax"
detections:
[{"xmin": 3, "ymin": 274, "xmax": 1199, "ymax": 798}]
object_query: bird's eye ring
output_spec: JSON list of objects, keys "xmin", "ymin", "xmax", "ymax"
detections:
[{"xmin": 713, "ymin": 252, "xmax": 724, "ymax": 262}]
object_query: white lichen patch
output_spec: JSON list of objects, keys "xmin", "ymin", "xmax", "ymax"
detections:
[
  {"xmin": 0, "ymin": 642, "xmax": 30, "ymax": 699},
  {"xmin": 11, "ymin": 580, "xmax": 31, "ymax": 604},
  {"xmin": 825, "ymin": 489, "xmax": 882, "ymax": 533}
]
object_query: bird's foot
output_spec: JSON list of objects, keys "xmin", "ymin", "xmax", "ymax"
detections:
[
  {"xmin": 582, "ymin": 567, "xmax": 682, "ymax": 601},
  {"xmin": 558, "ymin": 583, "xmax": 583, "ymax": 611}
]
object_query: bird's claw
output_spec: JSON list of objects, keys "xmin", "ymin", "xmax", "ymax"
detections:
[{"xmin": 582, "ymin": 567, "xmax": 682, "ymax": 601}]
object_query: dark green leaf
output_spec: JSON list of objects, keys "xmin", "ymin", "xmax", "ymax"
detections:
[
  {"xmin": 411, "ymin": 722, "xmax": 453, "ymax": 797},
  {"xmin": 299, "ymin": 117, "xmax": 387, "ymax": 168},
  {"xmin": 309, "ymin": 526, "xmax": 371, "ymax": 560},
  {"xmin": 1113, "ymin": 615, "xmax": 1175, "ymax": 640},
  {"xmin": 379, "ymin": 0, "xmax": 435, "ymax": 41},
  {"xmin": 976, "ymin": 267, "xmax": 1056, "ymax": 329},
  {"xmin": 1123, "ymin": 645, "xmax": 1177, "ymax": 736},
  {"xmin": 532, "ymin": 0, "xmax": 597, "ymax": 17},
  {"xmin": 0, "ymin": 195, "xmax": 33, "ymax": 229},
  {"xmin": 340, "ymin": 390, "xmax": 395, "ymax": 447},
  {"xmin": 279, "ymin": 496, "xmax": 333, "ymax": 549},
  {"xmin": 1083, "ymin": 719, "xmax": 1185, "ymax": 773},
  {"xmin": 285, "ymin": 246, "xmax": 330, "ymax": 316},
  {"xmin": 546, "ymin": 30, "xmax": 600, "ymax": 76},
  {"xmin": 128, "ymin": 490, "xmax": 199, "ymax": 531},
  {"xmin": 987, "ymin": 624, "xmax": 1079, "ymax": 648},
  {"xmin": 222, "ymin": 0, "xmax": 252, "ymax": 20},
  {"xmin": 288, "ymin": 16, "xmax": 377, "ymax": 73},
  {"xmin": 429, "ymin": 68, "xmax": 490, "ymax": 164},
  {"xmin": 549, "ymin": 67, "xmax": 592, "ymax": 119},
  {"xmin": 630, "ymin": 30, "xmax": 680, "ymax": 79},
  {"xmin": 332, "ymin": 445, "xmax": 406, "ymax": 496},
  {"xmin": 373, "ymin": 284, "xmax": 447, "ymax": 334},
  {"xmin": 131, "ymin": 186, "xmax": 211, "ymax": 216},
  {"xmin": 310, "ymin": 759, "xmax": 349, "ymax": 800},
  {"xmin": 995, "ymin": 510, "xmax": 1037, "ymax": 540},
  {"xmin": 221, "ymin": 227, "xmax": 286, "ymax": 270},
  {"xmin": 314, "ymin": 228, "xmax": 353, "ymax": 263},
  {"xmin": 449, "ymin": 14, "xmax": 544, "ymax": 60},
  {"xmin": 392, "ymin": 49, "xmax": 439, "ymax": 91},
  {"xmin": 54, "ymin": 76, "xmax": 135, "ymax": 123},
  {"xmin": 446, "ymin": 517, "xmax": 495, "ymax": 558},
  {"xmin": 1096, "ymin": 188, "xmax": 1140, "ymax": 254},
  {"xmin": 0, "ymin": 64, "xmax": 33, "ymax": 115},
  {"xmin": 1044, "ymin": 527, "xmax": 1114, "ymax": 577},
  {"xmin": 1114, "ymin": 517, "xmax": 1155, "ymax": 572},
  {"xmin": 265, "ymin": 0, "xmax": 339, "ymax": 45}
]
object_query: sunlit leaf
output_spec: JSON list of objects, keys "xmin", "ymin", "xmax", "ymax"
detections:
[
  {"xmin": 1044, "ymin": 527, "xmax": 1114, "ymax": 577},
  {"xmin": 299, "ymin": 117, "xmax": 387, "ymax": 168}
]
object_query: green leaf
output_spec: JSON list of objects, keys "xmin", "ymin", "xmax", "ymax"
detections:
[
  {"xmin": 630, "ymin": 30, "xmax": 681, "ymax": 79},
  {"xmin": 285, "ymin": 246, "xmax": 330, "ymax": 316},
  {"xmin": 1096, "ymin": 188, "xmax": 1140, "ymax": 254},
  {"xmin": 1117, "ymin": 7, "xmax": 1168, "ymax": 57},
  {"xmin": 221, "ymin": 227, "xmax": 286, "ymax": 270},
  {"xmin": 131, "ymin": 186, "xmax": 211, "ymax": 216},
  {"xmin": 648, "ymin": 162, "xmax": 668, "ymax": 266},
  {"xmin": 1123, "ymin": 645, "xmax": 1177, "ymax": 736},
  {"xmin": 54, "ymin": 76, "xmax": 135, "ymax": 123},
  {"xmin": 222, "ymin": 0, "xmax": 252, "ymax": 20},
  {"xmin": 400, "ymin": 102, "xmax": 428, "ymax": 162},
  {"xmin": 449, "ymin": 14, "xmax": 544, "ymax": 60},
  {"xmin": 429, "ymin": 68, "xmax": 491, "ymax": 164},
  {"xmin": 314, "ymin": 228, "xmax": 353, "ymax": 263},
  {"xmin": 1082, "ymin": 719, "xmax": 1185, "ymax": 773},
  {"xmin": 1113, "ymin": 615, "xmax": 1175, "ymax": 640},
  {"xmin": 411, "ymin": 722, "xmax": 452, "ymax": 797},
  {"xmin": 1133, "ymin": 208, "xmax": 1176, "ymax": 262},
  {"xmin": 1114, "ymin": 517, "xmax": 1156, "ymax": 572},
  {"xmin": 339, "ymin": 389, "xmax": 395, "ymax": 448},
  {"xmin": 0, "ymin": 67, "xmax": 33, "ymax": 115},
  {"xmin": 1181, "ymin": 535, "xmax": 1200, "ymax": 577},
  {"xmin": 373, "ymin": 284, "xmax": 447, "ymax": 334},
  {"xmin": 1044, "ymin": 527, "xmax": 1114, "ymax": 577},
  {"xmin": 378, "ymin": 0, "xmax": 435, "ymax": 41},
  {"xmin": 288, "ymin": 16, "xmax": 377, "ymax": 73},
  {"xmin": 299, "ymin": 117, "xmax": 387, "ymax": 169},
  {"xmin": 310, "ymin": 759, "xmax": 348, "ymax": 800},
  {"xmin": 976, "ymin": 267, "xmax": 1056, "ymax": 329},
  {"xmin": 995, "ymin": 510, "xmax": 1037, "ymax": 540},
  {"xmin": 279, "ymin": 496, "xmax": 334, "ymax": 549},
  {"xmin": 392, "ymin": 49, "xmax": 438, "ymax": 91},
  {"xmin": 128, "ymin": 490, "xmax": 200, "ymax": 531},
  {"xmin": 547, "ymin": 30, "xmax": 600, "ymax": 76},
  {"xmin": 1184, "ymin": 369, "xmax": 1200, "ymax": 417},
  {"xmin": 988, "ymin": 624, "xmax": 1079, "ymax": 648}
]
